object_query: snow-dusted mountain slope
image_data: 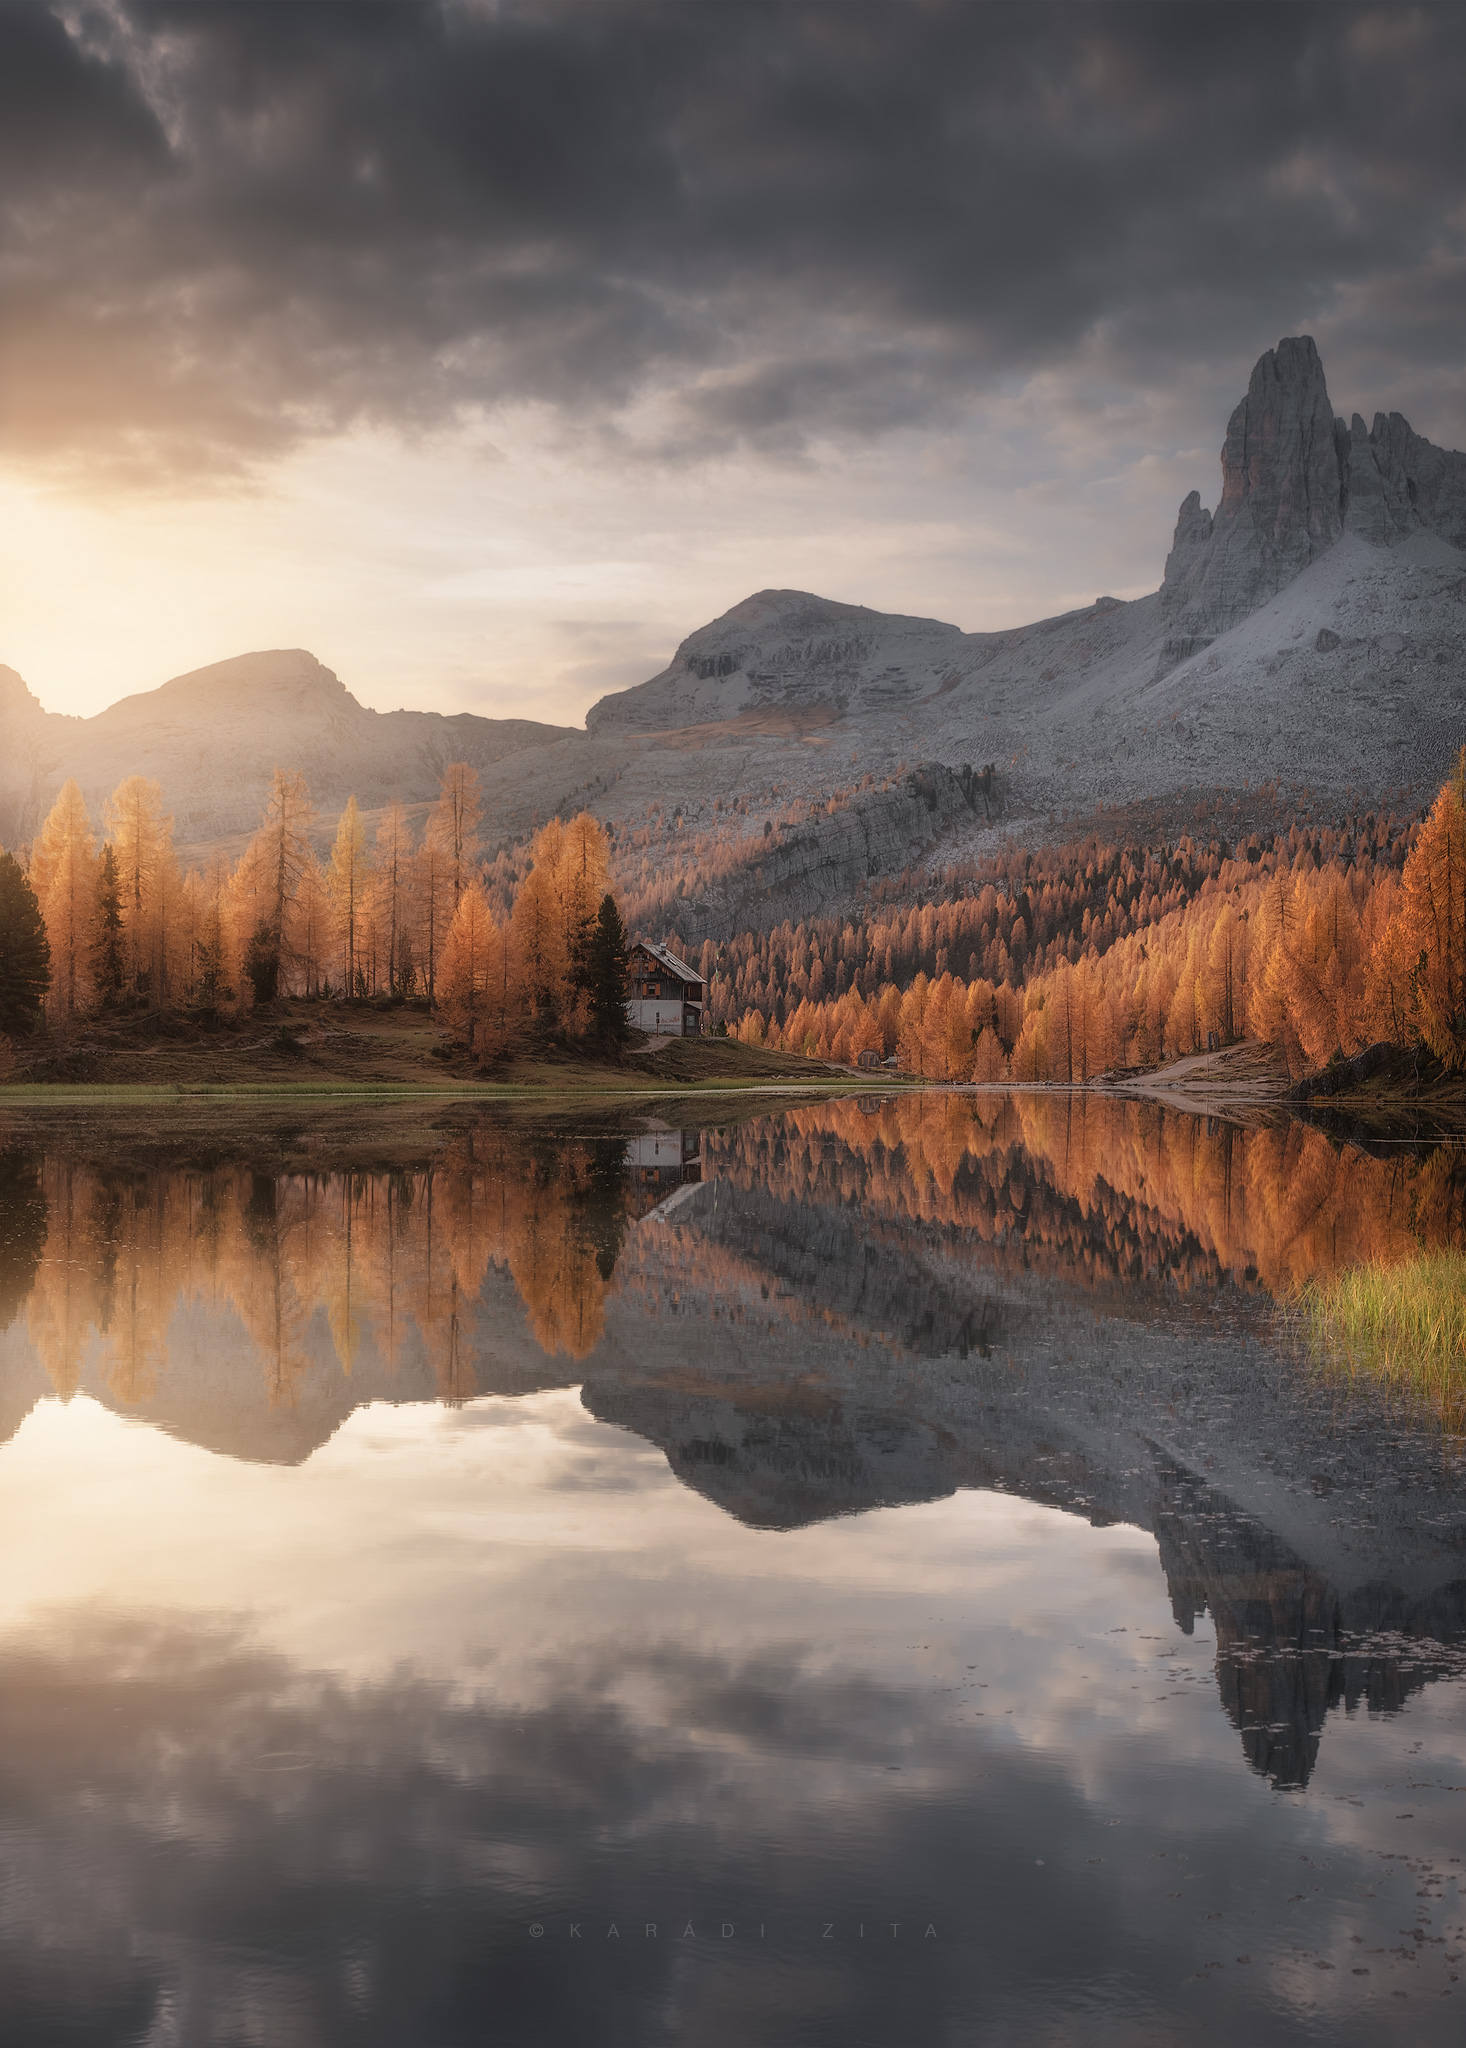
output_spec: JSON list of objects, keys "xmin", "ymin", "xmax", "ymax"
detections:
[
  {"xmin": 586, "ymin": 588, "xmax": 979, "ymax": 735},
  {"xmin": 583, "ymin": 336, "xmax": 1466, "ymax": 818},
  {"xmin": 5, "ymin": 338, "xmax": 1464, "ymax": 873}
]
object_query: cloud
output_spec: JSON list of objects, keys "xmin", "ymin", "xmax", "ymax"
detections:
[{"xmin": 3, "ymin": 0, "xmax": 1466, "ymax": 489}]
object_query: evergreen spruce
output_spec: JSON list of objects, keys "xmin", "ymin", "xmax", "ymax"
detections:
[
  {"xmin": 587, "ymin": 893, "xmax": 630, "ymax": 1046},
  {"xmin": 0, "ymin": 853, "xmax": 52, "ymax": 1033},
  {"xmin": 244, "ymin": 918, "xmax": 280, "ymax": 1004},
  {"xmin": 92, "ymin": 844, "xmax": 126, "ymax": 1008}
]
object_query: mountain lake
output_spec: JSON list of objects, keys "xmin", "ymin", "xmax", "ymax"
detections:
[{"xmin": 0, "ymin": 1091, "xmax": 1462, "ymax": 2046}]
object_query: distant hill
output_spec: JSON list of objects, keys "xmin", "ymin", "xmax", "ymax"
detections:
[
  {"xmin": 585, "ymin": 587, "xmax": 974, "ymax": 735},
  {"xmin": 0, "ymin": 649, "xmax": 576, "ymax": 848}
]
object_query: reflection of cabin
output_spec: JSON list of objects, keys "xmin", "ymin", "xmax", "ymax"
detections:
[
  {"xmin": 627, "ymin": 940, "xmax": 705, "ymax": 1036},
  {"xmin": 623, "ymin": 1125, "xmax": 703, "ymax": 1218}
]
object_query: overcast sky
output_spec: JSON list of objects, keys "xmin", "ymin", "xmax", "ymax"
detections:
[{"xmin": 3, "ymin": 0, "xmax": 1464, "ymax": 724}]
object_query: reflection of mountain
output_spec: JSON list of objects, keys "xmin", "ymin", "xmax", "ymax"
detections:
[
  {"xmin": 586, "ymin": 1101, "xmax": 1466, "ymax": 1790},
  {"xmin": 2, "ymin": 1097, "xmax": 1465, "ymax": 1787},
  {"xmin": 1154, "ymin": 1455, "xmax": 1466, "ymax": 1788},
  {"xmin": 584, "ymin": 1328, "xmax": 1466, "ymax": 1789}
]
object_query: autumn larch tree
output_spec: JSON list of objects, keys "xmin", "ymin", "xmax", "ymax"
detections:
[
  {"xmin": 374, "ymin": 800, "xmax": 414, "ymax": 996},
  {"xmin": 92, "ymin": 845, "xmax": 126, "ymax": 1009},
  {"xmin": 434, "ymin": 762, "xmax": 482, "ymax": 911},
  {"xmin": 0, "ymin": 852, "xmax": 51, "ymax": 1034},
  {"xmin": 438, "ymin": 881, "xmax": 500, "ymax": 1055},
  {"xmin": 414, "ymin": 823, "xmax": 453, "ymax": 1004},
  {"xmin": 103, "ymin": 774, "xmax": 180, "ymax": 1009},
  {"xmin": 292, "ymin": 855, "xmax": 335, "ymax": 998},
  {"xmin": 512, "ymin": 820, "xmax": 568, "ymax": 1022},
  {"xmin": 31, "ymin": 779, "xmax": 99, "ymax": 1025},
  {"xmin": 185, "ymin": 854, "xmax": 236, "ymax": 1012},
  {"xmin": 558, "ymin": 813, "xmax": 611, "ymax": 1023},
  {"xmin": 239, "ymin": 768, "xmax": 316, "ymax": 997},
  {"xmin": 1398, "ymin": 745, "xmax": 1466, "ymax": 1069},
  {"xmin": 327, "ymin": 795, "xmax": 372, "ymax": 997}
]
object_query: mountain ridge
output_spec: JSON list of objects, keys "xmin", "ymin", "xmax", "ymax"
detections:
[
  {"xmin": 4, "ymin": 337, "xmax": 1465, "ymax": 878},
  {"xmin": 0, "ymin": 648, "xmax": 577, "ymax": 848}
]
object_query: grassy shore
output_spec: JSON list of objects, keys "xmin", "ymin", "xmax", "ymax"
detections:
[
  {"xmin": 1, "ymin": 999, "xmax": 907, "ymax": 1098},
  {"xmin": 1299, "ymin": 1251, "xmax": 1466, "ymax": 1427}
]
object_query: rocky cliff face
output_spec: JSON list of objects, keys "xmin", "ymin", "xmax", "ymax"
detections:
[
  {"xmin": 1341, "ymin": 408, "xmax": 1466, "ymax": 548},
  {"xmin": 1160, "ymin": 336, "xmax": 1343, "ymax": 657},
  {"xmin": 659, "ymin": 762, "xmax": 998, "ymax": 946},
  {"xmin": 1159, "ymin": 334, "xmax": 1466, "ymax": 670}
]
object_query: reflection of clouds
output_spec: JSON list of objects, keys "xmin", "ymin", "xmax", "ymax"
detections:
[
  {"xmin": 3, "ymin": 1389, "xmax": 1460, "ymax": 1811},
  {"xmin": 2, "ymin": 1605, "xmax": 1462, "ymax": 2045},
  {"xmin": 3, "ymin": 1384, "xmax": 1466, "ymax": 2035}
]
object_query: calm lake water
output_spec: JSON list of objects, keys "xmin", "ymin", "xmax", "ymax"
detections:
[{"xmin": 0, "ymin": 1093, "xmax": 1463, "ymax": 2046}]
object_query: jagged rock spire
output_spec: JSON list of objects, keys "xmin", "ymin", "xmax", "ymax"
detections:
[
  {"xmin": 1160, "ymin": 336, "xmax": 1341, "ymax": 655},
  {"xmin": 1158, "ymin": 335, "xmax": 1466, "ymax": 672},
  {"xmin": 1341, "ymin": 409, "xmax": 1466, "ymax": 549}
]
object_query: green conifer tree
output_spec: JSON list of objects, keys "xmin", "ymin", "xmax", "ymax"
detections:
[
  {"xmin": 587, "ymin": 893, "xmax": 631, "ymax": 1046},
  {"xmin": 244, "ymin": 918, "xmax": 281, "ymax": 1004},
  {"xmin": 0, "ymin": 853, "xmax": 52, "ymax": 1034}
]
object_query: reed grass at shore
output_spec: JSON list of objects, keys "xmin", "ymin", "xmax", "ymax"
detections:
[{"xmin": 1299, "ymin": 1251, "xmax": 1466, "ymax": 1426}]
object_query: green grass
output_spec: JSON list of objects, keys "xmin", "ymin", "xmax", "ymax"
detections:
[
  {"xmin": 1298, "ymin": 1250, "xmax": 1466, "ymax": 1426},
  {"xmin": 0, "ymin": 1075, "xmax": 883, "ymax": 1104}
]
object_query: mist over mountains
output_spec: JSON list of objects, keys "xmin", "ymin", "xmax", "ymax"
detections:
[
  {"xmin": 4, "ymin": 338, "xmax": 1464, "ymax": 930},
  {"xmin": 0, "ymin": 650, "xmax": 574, "ymax": 852}
]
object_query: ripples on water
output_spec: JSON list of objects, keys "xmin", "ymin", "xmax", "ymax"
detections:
[{"xmin": 0, "ymin": 1094, "xmax": 1463, "ymax": 2045}]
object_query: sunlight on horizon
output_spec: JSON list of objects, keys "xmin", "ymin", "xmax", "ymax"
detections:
[{"xmin": 0, "ymin": 409, "xmax": 1180, "ymax": 727}]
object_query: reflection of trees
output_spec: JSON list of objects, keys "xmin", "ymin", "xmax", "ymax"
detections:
[
  {"xmin": 706, "ymin": 1097, "xmax": 1466, "ymax": 1300},
  {"xmin": 237, "ymin": 1174, "xmax": 315, "ymax": 1410},
  {"xmin": 15, "ymin": 1099, "xmax": 1459, "ymax": 1421},
  {"xmin": 0, "ymin": 1146, "xmax": 48, "ymax": 1336},
  {"xmin": 504, "ymin": 1140, "xmax": 627, "ymax": 1361},
  {"xmin": 15, "ymin": 1131, "xmax": 638, "ymax": 1409}
]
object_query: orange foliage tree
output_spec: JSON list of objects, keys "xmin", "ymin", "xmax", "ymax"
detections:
[
  {"xmin": 31, "ymin": 779, "xmax": 98, "ymax": 1024},
  {"xmin": 438, "ymin": 882, "xmax": 502, "ymax": 1055},
  {"xmin": 730, "ymin": 756, "xmax": 1466, "ymax": 1082},
  {"xmin": 1396, "ymin": 748, "xmax": 1466, "ymax": 1069}
]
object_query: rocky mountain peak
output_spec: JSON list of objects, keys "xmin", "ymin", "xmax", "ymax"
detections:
[
  {"xmin": 98, "ymin": 648, "xmax": 352, "ymax": 729},
  {"xmin": 1160, "ymin": 335, "xmax": 1341, "ymax": 656},
  {"xmin": 0, "ymin": 665, "xmax": 48, "ymax": 727},
  {"xmin": 1158, "ymin": 336, "xmax": 1466, "ymax": 672}
]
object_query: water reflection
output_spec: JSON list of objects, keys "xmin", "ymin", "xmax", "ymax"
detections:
[
  {"xmin": 1, "ymin": 1094, "xmax": 1464, "ymax": 1808},
  {"xmin": 3, "ymin": 1097, "xmax": 1466, "ymax": 2043}
]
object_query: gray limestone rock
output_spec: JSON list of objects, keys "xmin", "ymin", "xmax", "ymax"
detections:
[
  {"xmin": 1156, "ymin": 337, "xmax": 1466, "ymax": 687},
  {"xmin": 1161, "ymin": 336, "xmax": 1343, "ymax": 646},
  {"xmin": 1162, "ymin": 490, "xmax": 1213, "ymax": 585},
  {"xmin": 1347, "ymin": 409, "xmax": 1466, "ymax": 550},
  {"xmin": 1339, "ymin": 411, "xmax": 1399, "ymax": 544}
]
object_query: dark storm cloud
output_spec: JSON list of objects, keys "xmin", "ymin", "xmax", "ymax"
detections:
[{"xmin": 3, "ymin": 0, "xmax": 1464, "ymax": 480}]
